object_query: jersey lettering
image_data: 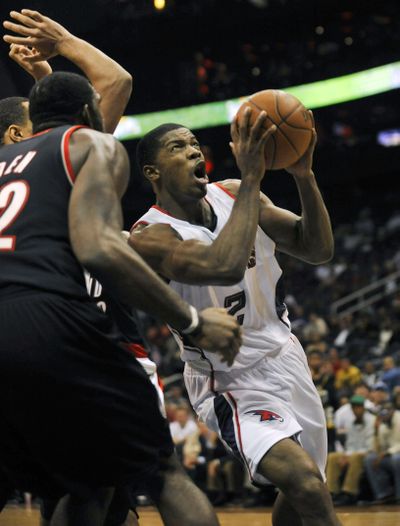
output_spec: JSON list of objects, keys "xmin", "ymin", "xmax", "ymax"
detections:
[
  {"xmin": 224, "ymin": 290, "xmax": 246, "ymax": 325},
  {"xmin": 0, "ymin": 151, "xmax": 37, "ymax": 178},
  {"xmin": 0, "ymin": 180, "xmax": 30, "ymax": 251}
]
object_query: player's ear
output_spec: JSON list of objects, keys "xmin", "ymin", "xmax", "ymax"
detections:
[
  {"xmin": 6, "ymin": 124, "xmax": 26, "ymax": 144},
  {"xmin": 143, "ymin": 164, "xmax": 160, "ymax": 182},
  {"xmin": 82, "ymin": 104, "xmax": 93, "ymax": 128}
]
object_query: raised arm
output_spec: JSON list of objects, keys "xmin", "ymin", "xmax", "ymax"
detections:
[
  {"xmin": 129, "ymin": 109, "xmax": 276, "ymax": 285},
  {"xmin": 219, "ymin": 127, "xmax": 334, "ymax": 265},
  {"xmin": 3, "ymin": 9, "xmax": 132, "ymax": 133},
  {"xmin": 68, "ymin": 130, "xmax": 240, "ymax": 364}
]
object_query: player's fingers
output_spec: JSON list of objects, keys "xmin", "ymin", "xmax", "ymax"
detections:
[
  {"xmin": 230, "ymin": 116, "xmax": 239, "ymax": 143},
  {"xmin": 9, "ymin": 10, "xmax": 39, "ymax": 28},
  {"xmin": 3, "ymin": 34, "xmax": 35, "ymax": 45},
  {"xmin": 20, "ymin": 9, "xmax": 44, "ymax": 23},
  {"xmin": 258, "ymin": 124, "xmax": 276, "ymax": 148},
  {"xmin": 309, "ymin": 109, "xmax": 315, "ymax": 128},
  {"xmin": 3, "ymin": 21, "xmax": 38, "ymax": 37},
  {"xmin": 238, "ymin": 106, "xmax": 252, "ymax": 137},
  {"xmin": 310, "ymin": 128, "xmax": 317, "ymax": 149},
  {"xmin": 249, "ymin": 110, "xmax": 267, "ymax": 140}
]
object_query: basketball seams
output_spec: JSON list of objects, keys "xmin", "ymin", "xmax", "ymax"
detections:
[
  {"xmin": 248, "ymin": 99, "xmax": 279, "ymax": 128},
  {"xmin": 242, "ymin": 91, "xmax": 312, "ymax": 169}
]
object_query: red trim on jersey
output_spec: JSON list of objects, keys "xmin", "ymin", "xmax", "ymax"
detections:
[
  {"xmin": 151, "ymin": 204, "xmax": 173, "ymax": 216},
  {"xmin": 130, "ymin": 220, "xmax": 149, "ymax": 232},
  {"xmin": 61, "ymin": 125, "xmax": 88, "ymax": 186},
  {"xmin": 157, "ymin": 375, "xmax": 164, "ymax": 391},
  {"xmin": 124, "ymin": 343, "xmax": 148, "ymax": 358},
  {"xmin": 214, "ymin": 182, "xmax": 237, "ymax": 200},
  {"xmin": 227, "ymin": 391, "xmax": 254, "ymax": 481},
  {"xmin": 29, "ymin": 129, "xmax": 52, "ymax": 138}
]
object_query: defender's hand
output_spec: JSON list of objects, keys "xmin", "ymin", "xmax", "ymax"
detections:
[
  {"xmin": 286, "ymin": 111, "xmax": 317, "ymax": 179},
  {"xmin": 3, "ymin": 9, "xmax": 73, "ymax": 62},
  {"xmin": 230, "ymin": 107, "xmax": 276, "ymax": 182},
  {"xmin": 8, "ymin": 43, "xmax": 52, "ymax": 81},
  {"xmin": 189, "ymin": 307, "xmax": 241, "ymax": 367}
]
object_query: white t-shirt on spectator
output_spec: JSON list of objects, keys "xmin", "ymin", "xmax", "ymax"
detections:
[{"xmin": 169, "ymin": 419, "xmax": 198, "ymax": 444}]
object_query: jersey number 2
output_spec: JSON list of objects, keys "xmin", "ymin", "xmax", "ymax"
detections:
[
  {"xmin": 224, "ymin": 291, "xmax": 246, "ymax": 325},
  {"xmin": 0, "ymin": 181, "xmax": 30, "ymax": 251}
]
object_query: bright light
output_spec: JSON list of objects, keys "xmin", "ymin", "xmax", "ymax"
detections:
[{"xmin": 154, "ymin": 0, "xmax": 166, "ymax": 10}]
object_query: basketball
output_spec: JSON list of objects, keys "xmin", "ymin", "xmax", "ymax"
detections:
[{"xmin": 236, "ymin": 90, "xmax": 314, "ymax": 170}]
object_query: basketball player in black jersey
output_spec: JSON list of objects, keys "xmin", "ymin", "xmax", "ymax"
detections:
[
  {"xmin": 0, "ymin": 72, "xmax": 241, "ymax": 526},
  {"xmin": 1, "ymin": 11, "xmax": 239, "ymax": 525}
]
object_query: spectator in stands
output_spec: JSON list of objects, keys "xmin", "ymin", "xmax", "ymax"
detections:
[
  {"xmin": 327, "ymin": 395, "xmax": 375, "ymax": 505},
  {"xmin": 335, "ymin": 357, "xmax": 362, "ymax": 396},
  {"xmin": 381, "ymin": 357, "xmax": 400, "ymax": 393},
  {"xmin": 332, "ymin": 314, "xmax": 353, "ymax": 349},
  {"xmin": 169, "ymin": 405, "xmax": 199, "ymax": 461},
  {"xmin": 370, "ymin": 382, "xmax": 390, "ymax": 413},
  {"xmin": 182, "ymin": 421, "xmax": 218, "ymax": 492},
  {"xmin": 303, "ymin": 312, "xmax": 329, "ymax": 341},
  {"xmin": 364, "ymin": 402, "xmax": 400, "ymax": 504},
  {"xmin": 394, "ymin": 388, "xmax": 400, "ymax": 411},
  {"xmin": 329, "ymin": 347, "xmax": 342, "ymax": 374},
  {"xmin": 308, "ymin": 350, "xmax": 337, "ymax": 409},
  {"xmin": 334, "ymin": 384, "xmax": 375, "ymax": 447},
  {"xmin": 362, "ymin": 361, "xmax": 380, "ymax": 389}
]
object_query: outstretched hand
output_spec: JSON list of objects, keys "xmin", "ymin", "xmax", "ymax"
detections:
[
  {"xmin": 285, "ymin": 111, "xmax": 317, "ymax": 179},
  {"xmin": 3, "ymin": 9, "xmax": 73, "ymax": 62},
  {"xmin": 8, "ymin": 43, "xmax": 52, "ymax": 81}
]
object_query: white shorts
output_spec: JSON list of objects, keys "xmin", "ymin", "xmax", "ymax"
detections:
[
  {"xmin": 184, "ymin": 334, "xmax": 327, "ymax": 486},
  {"xmin": 137, "ymin": 356, "xmax": 166, "ymax": 418}
]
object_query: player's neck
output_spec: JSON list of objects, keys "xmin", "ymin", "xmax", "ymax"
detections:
[{"xmin": 156, "ymin": 196, "xmax": 212, "ymax": 227}]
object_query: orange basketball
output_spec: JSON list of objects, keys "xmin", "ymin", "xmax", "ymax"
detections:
[{"xmin": 236, "ymin": 89, "xmax": 314, "ymax": 170}]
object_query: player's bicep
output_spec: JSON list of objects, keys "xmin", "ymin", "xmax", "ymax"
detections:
[
  {"xmin": 259, "ymin": 196, "xmax": 302, "ymax": 255},
  {"xmin": 68, "ymin": 135, "xmax": 128, "ymax": 262},
  {"xmin": 219, "ymin": 179, "xmax": 301, "ymax": 255}
]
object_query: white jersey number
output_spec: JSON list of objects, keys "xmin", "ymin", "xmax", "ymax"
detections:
[{"xmin": 0, "ymin": 180, "xmax": 30, "ymax": 251}]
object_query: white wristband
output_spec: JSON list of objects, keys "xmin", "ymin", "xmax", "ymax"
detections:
[{"xmin": 181, "ymin": 305, "xmax": 200, "ymax": 335}]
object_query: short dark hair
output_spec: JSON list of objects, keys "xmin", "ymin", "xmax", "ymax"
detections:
[
  {"xmin": 136, "ymin": 123, "xmax": 186, "ymax": 174},
  {"xmin": 0, "ymin": 96, "xmax": 29, "ymax": 143},
  {"xmin": 29, "ymin": 71, "xmax": 95, "ymax": 133}
]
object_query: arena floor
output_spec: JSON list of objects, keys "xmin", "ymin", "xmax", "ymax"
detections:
[{"xmin": 1, "ymin": 504, "xmax": 400, "ymax": 525}]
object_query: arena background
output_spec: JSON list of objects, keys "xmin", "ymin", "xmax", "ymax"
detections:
[{"xmin": 1, "ymin": 0, "xmax": 400, "ymax": 517}]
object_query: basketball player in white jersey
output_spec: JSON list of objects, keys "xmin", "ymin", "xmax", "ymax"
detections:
[{"xmin": 128, "ymin": 109, "xmax": 341, "ymax": 526}]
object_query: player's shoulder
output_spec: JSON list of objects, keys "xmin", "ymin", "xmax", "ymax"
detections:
[
  {"xmin": 215, "ymin": 178, "xmax": 241, "ymax": 196},
  {"xmin": 130, "ymin": 222, "xmax": 182, "ymax": 241},
  {"xmin": 70, "ymin": 128, "xmax": 119, "ymax": 148}
]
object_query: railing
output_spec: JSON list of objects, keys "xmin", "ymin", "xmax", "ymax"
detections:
[{"xmin": 331, "ymin": 270, "xmax": 400, "ymax": 317}]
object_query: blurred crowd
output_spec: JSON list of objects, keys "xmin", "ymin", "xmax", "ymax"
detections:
[{"xmin": 180, "ymin": 2, "xmax": 399, "ymax": 106}]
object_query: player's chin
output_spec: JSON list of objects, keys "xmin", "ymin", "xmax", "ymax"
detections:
[{"xmin": 193, "ymin": 180, "xmax": 208, "ymax": 197}]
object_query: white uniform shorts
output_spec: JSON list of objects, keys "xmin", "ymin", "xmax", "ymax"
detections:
[
  {"xmin": 184, "ymin": 334, "xmax": 327, "ymax": 486},
  {"xmin": 137, "ymin": 356, "xmax": 166, "ymax": 418}
]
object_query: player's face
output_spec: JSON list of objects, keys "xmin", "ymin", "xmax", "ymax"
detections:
[
  {"xmin": 2, "ymin": 101, "xmax": 33, "ymax": 145},
  {"xmin": 155, "ymin": 128, "xmax": 208, "ymax": 200}
]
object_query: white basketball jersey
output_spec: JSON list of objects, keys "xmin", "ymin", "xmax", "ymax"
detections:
[{"xmin": 134, "ymin": 182, "xmax": 291, "ymax": 371}]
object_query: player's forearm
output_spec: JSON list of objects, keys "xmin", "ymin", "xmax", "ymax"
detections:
[
  {"xmin": 57, "ymin": 36, "xmax": 132, "ymax": 133},
  {"xmin": 206, "ymin": 177, "xmax": 261, "ymax": 281},
  {"xmin": 81, "ymin": 232, "xmax": 194, "ymax": 331},
  {"xmin": 294, "ymin": 172, "xmax": 334, "ymax": 264}
]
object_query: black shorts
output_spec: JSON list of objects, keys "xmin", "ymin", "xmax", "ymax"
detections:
[{"xmin": 0, "ymin": 292, "xmax": 173, "ymax": 501}]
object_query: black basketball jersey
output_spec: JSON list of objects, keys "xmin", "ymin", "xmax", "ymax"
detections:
[
  {"xmin": 84, "ymin": 270, "xmax": 146, "ymax": 351},
  {"xmin": 0, "ymin": 125, "xmax": 89, "ymax": 300}
]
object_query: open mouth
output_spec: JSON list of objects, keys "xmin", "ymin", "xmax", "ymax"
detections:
[{"xmin": 193, "ymin": 161, "xmax": 208, "ymax": 183}]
